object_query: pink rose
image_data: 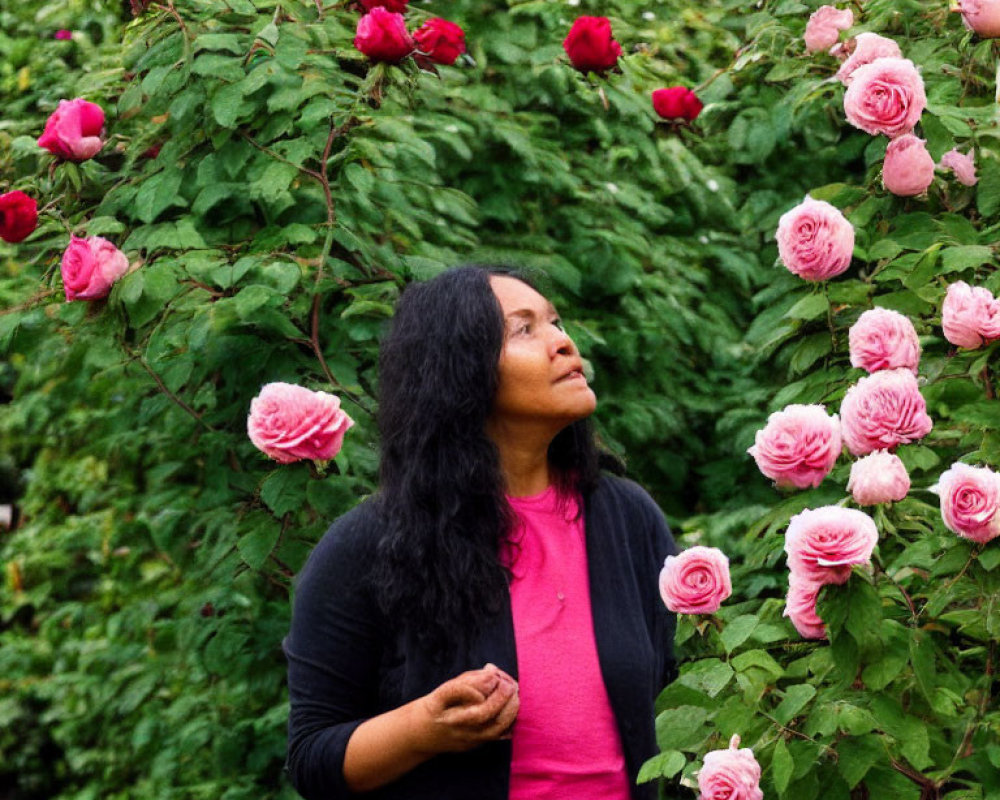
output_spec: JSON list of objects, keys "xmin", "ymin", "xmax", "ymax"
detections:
[
  {"xmin": 932, "ymin": 463, "xmax": 1000, "ymax": 543},
  {"xmin": 803, "ymin": 6, "xmax": 854, "ymax": 53},
  {"xmin": 784, "ymin": 573, "xmax": 827, "ymax": 639},
  {"xmin": 839, "ymin": 369, "xmax": 933, "ymax": 455},
  {"xmin": 247, "ymin": 382, "xmax": 354, "ymax": 464},
  {"xmin": 0, "ymin": 190, "xmax": 39, "ymax": 244},
  {"xmin": 775, "ymin": 196, "xmax": 855, "ymax": 281},
  {"xmin": 413, "ymin": 18, "xmax": 466, "ymax": 65},
  {"xmin": 652, "ymin": 87, "xmax": 703, "ymax": 121},
  {"xmin": 941, "ymin": 281, "xmax": 1000, "ymax": 349},
  {"xmin": 658, "ymin": 546, "xmax": 732, "ymax": 614},
  {"xmin": 847, "ymin": 450, "xmax": 910, "ymax": 505},
  {"xmin": 958, "ymin": 0, "xmax": 1000, "ymax": 37},
  {"xmin": 939, "ymin": 148, "xmax": 978, "ymax": 186},
  {"xmin": 360, "ymin": 0, "xmax": 409, "ymax": 11},
  {"xmin": 698, "ymin": 734, "xmax": 764, "ymax": 800},
  {"xmin": 882, "ymin": 134, "xmax": 935, "ymax": 196},
  {"xmin": 54, "ymin": 29, "xmax": 73, "ymax": 40},
  {"xmin": 843, "ymin": 57, "xmax": 926, "ymax": 138},
  {"xmin": 835, "ymin": 32, "xmax": 902, "ymax": 85},
  {"xmin": 563, "ymin": 16, "xmax": 622, "ymax": 73},
  {"xmin": 60, "ymin": 235, "xmax": 129, "ymax": 301},
  {"xmin": 748, "ymin": 404, "xmax": 841, "ymax": 489},
  {"xmin": 37, "ymin": 98, "xmax": 106, "ymax": 161},
  {"xmin": 784, "ymin": 506, "xmax": 879, "ymax": 585},
  {"xmin": 848, "ymin": 307, "xmax": 920, "ymax": 374},
  {"xmin": 354, "ymin": 8, "xmax": 415, "ymax": 63}
]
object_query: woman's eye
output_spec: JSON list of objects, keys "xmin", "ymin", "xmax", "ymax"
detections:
[
  {"xmin": 552, "ymin": 318, "xmax": 564, "ymax": 331},
  {"xmin": 512, "ymin": 321, "xmax": 531, "ymax": 336}
]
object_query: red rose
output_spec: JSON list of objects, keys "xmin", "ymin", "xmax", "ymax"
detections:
[
  {"xmin": 652, "ymin": 86, "xmax": 703, "ymax": 121},
  {"xmin": 354, "ymin": 7, "xmax": 415, "ymax": 63},
  {"xmin": 360, "ymin": 0, "xmax": 408, "ymax": 12},
  {"xmin": 563, "ymin": 16, "xmax": 621, "ymax": 73},
  {"xmin": 414, "ymin": 18, "xmax": 466, "ymax": 65},
  {"xmin": 0, "ymin": 191, "xmax": 39, "ymax": 244}
]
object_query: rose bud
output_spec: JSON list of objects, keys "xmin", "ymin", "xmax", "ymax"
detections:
[
  {"xmin": 784, "ymin": 572, "xmax": 827, "ymax": 640},
  {"xmin": 54, "ymin": 29, "xmax": 73, "ymax": 40},
  {"xmin": 0, "ymin": 191, "xmax": 39, "ymax": 244},
  {"xmin": 803, "ymin": 5, "xmax": 853, "ymax": 53},
  {"xmin": 847, "ymin": 450, "xmax": 910, "ymax": 505},
  {"xmin": 839, "ymin": 368, "xmax": 933, "ymax": 456},
  {"xmin": 37, "ymin": 98, "xmax": 106, "ymax": 161},
  {"xmin": 658, "ymin": 546, "xmax": 732, "ymax": 615},
  {"xmin": 360, "ymin": 0, "xmax": 408, "ymax": 11},
  {"xmin": 848, "ymin": 307, "xmax": 920, "ymax": 374},
  {"xmin": 942, "ymin": 281, "xmax": 1000, "ymax": 349},
  {"xmin": 354, "ymin": 7, "xmax": 415, "ymax": 63},
  {"xmin": 414, "ymin": 18, "xmax": 466, "ymax": 66},
  {"xmin": 939, "ymin": 148, "xmax": 978, "ymax": 186},
  {"xmin": 652, "ymin": 87, "xmax": 703, "ymax": 121},
  {"xmin": 61, "ymin": 236, "xmax": 130, "ymax": 301},
  {"xmin": 748, "ymin": 404, "xmax": 841, "ymax": 489},
  {"xmin": 247, "ymin": 382, "xmax": 354, "ymax": 464},
  {"xmin": 932, "ymin": 462, "xmax": 1000, "ymax": 543},
  {"xmin": 882, "ymin": 134, "xmax": 935, "ymax": 196},
  {"xmin": 784, "ymin": 506, "xmax": 879, "ymax": 585},
  {"xmin": 836, "ymin": 32, "xmax": 902, "ymax": 85},
  {"xmin": 563, "ymin": 16, "xmax": 622, "ymax": 73},
  {"xmin": 775, "ymin": 195, "xmax": 855, "ymax": 281},
  {"xmin": 843, "ymin": 57, "xmax": 926, "ymax": 138},
  {"xmin": 697, "ymin": 734, "xmax": 764, "ymax": 800},
  {"xmin": 958, "ymin": 0, "xmax": 1000, "ymax": 37}
]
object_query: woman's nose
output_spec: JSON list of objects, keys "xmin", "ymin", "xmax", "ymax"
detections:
[{"xmin": 549, "ymin": 327, "xmax": 576, "ymax": 358}]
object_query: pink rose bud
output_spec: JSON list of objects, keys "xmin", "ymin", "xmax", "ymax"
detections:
[
  {"xmin": 354, "ymin": 7, "xmax": 415, "ymax": 63},
  {"xmin": 882, "ymin": 134, "xmax": 935, "ymax": 196},
  {"xmin": 413, "ymin": 18, "xmax": 466, "ymax": 66},
  {"xmin": 847, "ymin": 450, "xmax": 911, "ymax": 505},
  {"xmin": 697, "ymin": 734, "xmax": 764, "ymax": 800},
  {"xmin": 54, "ymin": 29, "xmax": 73, "ymax": 40},
  {"xmin": 0, "ymin": 190, "xmax": 39, "ymax": 244},
  {"xmin": 848, "ymin": 307, "xmax": 921, "ymax": 374},
  {"xmin": 932, "ymin": 462, "xmax": 1000, "ymax": 543},
  {"xmin": 784, "ymin": 506, "xmax": 879, "ymax": 585},
  {"xmin": 360, "ymin": 0, "xmax": 409, "ymax": 11},
  {"xmin": 942, "ymin": 281, "xmax": 1000, "ymax": 349},
  {"xmin": 651, "ymin": 86, "xmax": 704, "ymax": 121},
  {"xmin": 247, "ymin": 382, "xmax": 354, "ymax": 464},
  {"xmin": 563, "ymin": 16, "xmax": 622, "ymax": 73},
  {"xmin": 658, "ymin": 546, "xmax": 732, "ymax": 614},
  {"xmin": 784, "ymin": 572, "xmax": 827, "ymax": 639},
  {"xmin": 748, "ymin": 404, "xmax": 842, "ymax": 489},
  {"xmin": 803, "ymin": 5, "xmax": 854, "ymax": 53},
  {"xmin": 835, "ymin": 32, "xmax": 902, "ymax": 85},
  {"xmin": 60, "ymin": 235, "xmax": 130, "ymax": 301},
  {"xmin": 958, "ymin": 0, "xmax": 1000, "ymax": 37},
  {"xmin": 775, "ymin": 196, "xmax": 855, "ymax": 281},
  {"xmin": 37, "ymin": 98, "xmax": 106, "ymax": 161},
  {"xmin": 839, "ymin": 368, "xmax": 933, "ymax": 456},
  {"xmin": 843, "ymin": 57, "xmax": 926, "ymax": 138},
  {"xmin": 939, "ymin": 148, "xmax": 978, "ymax": 186}
]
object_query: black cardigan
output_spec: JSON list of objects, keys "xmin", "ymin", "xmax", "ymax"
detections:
[{"xmin": 284, "ymin": 474, "xmax": 678, "ymax": 799}]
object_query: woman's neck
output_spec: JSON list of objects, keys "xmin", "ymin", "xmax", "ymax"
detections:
[{"xmin": 489, "ymin": 421, "xmax": 554, "ymax": 497}]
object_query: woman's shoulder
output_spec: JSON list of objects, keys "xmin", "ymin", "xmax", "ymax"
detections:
[
  {"xmin": 590, "ymin": 473, "xmax": 669, "ymax": 523},
  {"xmin": 297, "ymin": 497, "xmax": 383, "ymax": 587}
]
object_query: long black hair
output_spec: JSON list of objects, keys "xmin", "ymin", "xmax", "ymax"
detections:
[{"xmin": 373, "ymin": 265, "xmax": 621, "ymax": 651}]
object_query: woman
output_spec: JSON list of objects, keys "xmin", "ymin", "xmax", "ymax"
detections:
[{"xmin": 284, "ymin": 266, "xmax": 677, "ymax": 799}]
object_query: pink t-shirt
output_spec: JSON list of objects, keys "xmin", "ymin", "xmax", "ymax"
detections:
[{"xmin": 503, "ymin": 485, "xmax": 632, "ymax": 800}]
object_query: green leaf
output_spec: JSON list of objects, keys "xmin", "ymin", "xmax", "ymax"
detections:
[
  {"xmin": 720, "ymin": 614, "xmax": 759, "ymax": 653},
  {"xmin": 939, "ymin": 246, "xmax": 994, "ymax": 274},
  {"xmin": 785, "ymin": 293, "xmax": 829, "ymax": 321},
  {"xmin": 637, "ymin": 750, "xmax": 686, "ymax": 783},
  {"xmin": 977, "ymin": 156, "xmax": 1000, "ymax": 216},
  {"xmin": 135, "ymin": 169, "xmax": 185, "ymax": 224},
  {"xmin": 731, "ymin": 649, "xmax": 783, "ymax": 680},
  {"xmin": 212, "ymin": 82, "xmax": 246, "ymax": 128},
  {"xmin": 236, "ymin": 515, "xmax": 281, "ymax": 570},
  {"xmin": 773, "ymin": 684, "xmax": 816, "ymax": 725},
  {"xmin": 655, "ymin": 705, "xmax": 711, "ymax": 750},
  {"xmin": 772, "ymin": 738, "xmax": 794, "ymax": 795},
  {"xmin": 836, "ymin": 734, "xmax": 883, "ymax": 788},
  {"xmin": 259, "ymin": 466, "xmax": 310, "ymax": 517}
]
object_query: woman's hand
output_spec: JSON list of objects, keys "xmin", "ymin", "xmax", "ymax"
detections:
[{"xmin": 416, "ymin": 664, "xmax": 520, "ymax": 754}]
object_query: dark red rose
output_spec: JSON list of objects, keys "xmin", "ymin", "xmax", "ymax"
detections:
[
  {"xmin": 354, "ymin": 7, "xmax": 415, "ymax": 63},
  {"xmin": 0, "ymin": 191, "xmax": 38, "ymax": 244},
  {"xmin": 563, "ymin": 16, "xmax": 622, "ymax": 73},
  {"xmin": 360, "ymin": 0, "xmax": 409, "ymax": 11},
  {"xmin": 414, "ymin": 18, "xmax": 466, "ymax": 66},
  {"xmin": 652, "ymin": 86, "xmax": 703, "ymax": 121}
]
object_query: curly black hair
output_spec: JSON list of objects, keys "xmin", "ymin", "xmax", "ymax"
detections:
[{"xmin": 372, "ymin": 264, "xmax": 621, "ymax": 652}]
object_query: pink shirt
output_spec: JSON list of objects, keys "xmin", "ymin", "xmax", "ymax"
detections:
[{"xmin": 503, "ymin": 486, "xmax": 632, "ymax": 800}]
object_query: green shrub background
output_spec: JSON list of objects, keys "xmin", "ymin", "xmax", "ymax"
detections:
[{"xmin": 4, "ymin": 0, "xmax": 999, "ymax": 797}]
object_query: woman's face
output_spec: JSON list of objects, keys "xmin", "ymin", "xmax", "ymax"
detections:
[{"xmin": 487, "ymin": 275, "xmax": 597, "ymax": 432}]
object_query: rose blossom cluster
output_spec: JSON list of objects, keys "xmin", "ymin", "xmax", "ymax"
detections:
[
  {"xmin": 941, "ymin": 281, "xmax": 1000, "ymax": 350},
  {"xmin": 748, "ymin": 404, "xmax": 841, "ymax": 489},
  {"xmin": 354, "ymin": 2, "xmax": 465, "ymax": 66},
  {"xmin": 659, "ymin": 546, "xmax": 732, "ymax": 615},
  {"xmin": 697, "ymin": 735, "xmax": 763, "ymax": 800},
  {"xmin": 247, "ymin": 382, "xmax": 354, "ymax": 463},
  {"xmin": 783, "ymin": 506, "xmax": 879, "ymax": 638}
]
